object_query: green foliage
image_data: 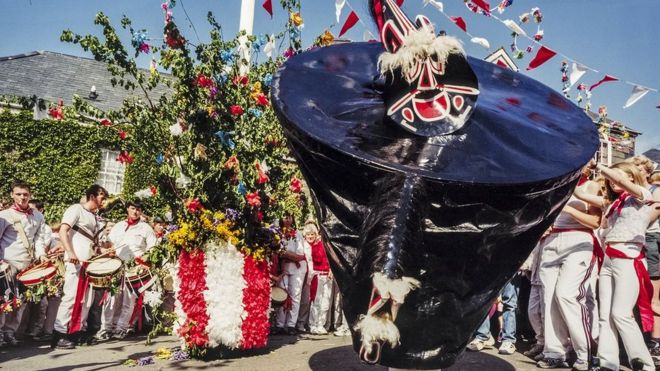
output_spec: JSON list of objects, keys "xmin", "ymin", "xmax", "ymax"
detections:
[{"xmin": 0, "ymin": 110, "xmax": 120, "ymax": 221}]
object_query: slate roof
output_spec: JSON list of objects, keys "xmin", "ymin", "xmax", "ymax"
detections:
[{"xmin": 0, "ymin": 51, "xmax": 170, "ymax": 112}]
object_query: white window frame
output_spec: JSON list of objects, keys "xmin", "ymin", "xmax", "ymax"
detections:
[{"xmin": 96, "ymin": 149, "xmax": 125, "ymax": 195}]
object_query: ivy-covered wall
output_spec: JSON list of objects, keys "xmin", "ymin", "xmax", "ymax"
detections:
[{"xmin": 0, "ymin": 109, "xmax": 121, "ymax": 221}]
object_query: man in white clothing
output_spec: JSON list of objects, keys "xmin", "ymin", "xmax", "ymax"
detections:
[
  {"xmin": 274, "ymin": 215, "xmax": 307, "ymax": 335},
  {"xmin": 53, "ymin": 184, "xmax": 107, "ymax": 349},
  {"xmin": 98, "ymin": 200, "xmax": 157, "ymax": 340},
  {"xmin": 0, "ymin": 180, "xmax": 48, "ymax": 347}
]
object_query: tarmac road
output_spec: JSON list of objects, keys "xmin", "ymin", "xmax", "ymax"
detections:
[{"xmin": 0, "ymin": 333, "xmax": 630, "ymax": 371}]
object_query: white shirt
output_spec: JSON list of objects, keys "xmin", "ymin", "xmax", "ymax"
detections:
[
  {"xmin": 108, "ymin": 220, "xmax": 157, "ymax": 261},
  {"xmin": 0, "ymin": 208, "xmax": 47, "ymax": 270},
  {"xmin": 61, "ymin": 204, "xmax": 100, "ymax": 261},
  {"xmin": 554, "ymin": 196, "xmax": 590, "ymax": 230},
  {"xmin": 282, "ymin": 231, "xmax": 307, "ymax": 274},
  {"xmin": 604, "ymin": 186, "xmax": 653, "ymax": 251}
]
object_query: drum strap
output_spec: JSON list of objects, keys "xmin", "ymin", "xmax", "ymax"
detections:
[
  {"xmin": 72, "ymin": 225, "xmax": 103, "ymax": 254},
  {"xmin": 11, "ymin": 213, "xmax": 35, "ymax": 261}
]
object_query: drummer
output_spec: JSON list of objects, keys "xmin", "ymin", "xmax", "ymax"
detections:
[
  {"xmin": 52, "ymin": 184, "xmax": 108, "ymax": 349},
  {"xmin": 0, "ymin": 180, "xmax": 48, "ymax": 347},
  {"xmin": 98, "ymin": 199, "xmax": 157, "ymax": 340}
]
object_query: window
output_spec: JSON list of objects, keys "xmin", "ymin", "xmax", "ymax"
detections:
[
  {"xmin": 595, "ymin": 139, "xmax": 612, "ymax": 167},
  {"xmin": 96, "ymin": 149, "xmax": 125, "ymax": 195}
]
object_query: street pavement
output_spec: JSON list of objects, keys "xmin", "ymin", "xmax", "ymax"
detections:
[{"xmin": 0, "ymin": 333, "xmax": 629, "ymax": 371}]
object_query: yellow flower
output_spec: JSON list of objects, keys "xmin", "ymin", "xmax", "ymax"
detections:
[
  {"xmin": 290, "ymin": 12, "xmax": 304, "ymax": 27},
  {"xmin": 319, "ymin": 30, "xmax": 334, "ymax": 46},
  {"xmin": 155, "ymin": 347, "xmax": 173, "ymax": 360}
]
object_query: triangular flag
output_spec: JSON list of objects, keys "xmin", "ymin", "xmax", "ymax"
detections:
[
  {"xmin": 424, "ymin": 0, "xmax": 444, "ymax": 12},
  {"xmin": 502, "ymin": 19, "xmax": 527, "ymax": 36},
  {"xmin": 589, "ymin": 74, "xmax": 618, "ymax": 92},
  {"xmin": 471, "ymin": 37, "xmax": 490, "ymax": 49},
  {"xmin": 396, "ymin": 0, "xmax": 404, "ymax": 5},
  {"xmin": 526, "ymin": 46, "xmax": 556, "ymax": 71},
  {"xmin": 363, "ymin": 30, "xmax": 376, "ymax": 42},
  {"xmin": 623, "ymin": 85, "xmax": 650, "ymax": 109},
  {"xmin": 569, "ymin": 62, "xmax": 588, "ymax": 87},
  {"xmin": 471, "ymin": 0, "xmax": 491, "ymax": 12},
  {"xmin": 335, "ymin": 0, "xmax": 345, "ymax": 23},
  {"xmin": 262, "ymin": 0, "xmax": 273, "ymax": 18},
  {"xmin": 339, "ymin": 11, "xmax": 359, "ymax": 38},
  {"xmin": 450, "ymin": 16, "xmax": 467, "ymax": 32}
]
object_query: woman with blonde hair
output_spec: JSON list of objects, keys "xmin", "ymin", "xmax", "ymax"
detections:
[{"xmin": 594, "ymin": 161, "xmax": 654, "ymax": 370}]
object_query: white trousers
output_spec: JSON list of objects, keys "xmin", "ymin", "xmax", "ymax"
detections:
[
  {"xmin": 527, "ymin": 283, "xmax": 545, "ymax": 346},
  {"xmin": 309, "ymin": 274, "xmax": 332, "ymax": 331},
  {"xmin": 598, "ymin": 255, "xmax": 654, "ymax": 371},
  {"xmin": 54, "ymin": 263, "xmax": 93, "ymax": 333},
  {"xmin": 276, "ymin": 261, "xmax": 307, "ymax": 328},
  {"xmin": 539, "ymin": 231, "xmax": 597, "ymax": 363},
  {"xmin": 331, "ymin": 279, "xmax": 349, "ymax": 330},
  {"xmin": 101, "ymin": 282, "xmax": 137, "ymax": 333}
]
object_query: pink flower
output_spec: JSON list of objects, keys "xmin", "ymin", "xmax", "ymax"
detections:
[
  {"xmin": 290, "ymin": 177, "xmax": 302, "ymax": 193},
  {"xmin": 255, "ymin": 93, "xmax": 269, "ymax": 106},
  {"xmin": 230, "ymin": 105, "xmax": 244, "ymax": 116},
  {"xmin": 185, "ymin": 198, "xmax": 203, "ymax": 213},
  {"xmin": 118, "ymin": 130, "xmax": 127, "ymax": 140},
  {"xmin": 100, "ymin": 118, "xmax": 112, "ymax": 127},
  {"xmin": 246, "ymin": 192, "xmax": 261, "ymax": 208},
  {"xmin": 139, "ymin": 43, "xmax": 151, "ymax": 53},
  {"xmin": 224, "ymin": 155, "xmax": 239, "ymax": 170}
]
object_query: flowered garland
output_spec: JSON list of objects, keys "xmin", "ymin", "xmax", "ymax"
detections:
[
  {"xmin": 239, "ymin": 255, "xmax": 271, "ymax": 349},
  {"xmin": 175, "ymin": 249, "xmax": 210, "ymax": 356}
]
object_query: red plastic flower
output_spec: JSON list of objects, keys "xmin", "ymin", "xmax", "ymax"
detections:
[
  {"xmin": 254, "ymin": 93, "xmax": 269, "ymax": 106},
  {"xmin": 246, "ymin": 192, "xmax": 261, "ymax": 208},
  {"xmin": 139, "ymin": 43, "xmax": 151, "ymax": 53},
  {"xmin": 256, "ymin": 210, "xmax": 264, "ymax": 222},
  {"xmin": 224, "ymin": 155, "xmax": 239, "ymax": 170},
  {"xmin": 255, "ymin": 162, "xmax": 269, "ymax": 184},
  {"xmin": 284, "ymin": 47, "xmax": 296, "ymax": 59},
  {"xmin": 149, "ymin": 185, "xmax": 158, "ymax": 196},
  {"xmin": 100, "ymin": 118, "xmax": 112, "ymax": 127},
  {"xmin": 290, "ymin": 177, "xmax": 302, "ymax": 193},
  {"xmin": 185, "ymin": 198, "xmax": 203, "ymax": 213},
  {"xmin": 230, "ymin": 105, "xmax": 244, "ymax": 116},
  {"xmin": 233, "ymin": 75, "xmax": 249, "ymax": 86},
  {"xmin": 118, "ymin": 130, "xmax": 127, "ymax": 140},
  {"xmin": 196, "ymin": 74, "xmax": 214, "ymax": 89},
  {"xmin": 48, "ymin": 107, "xmax": 63, "ymax": 120},
  {"xmin": 116, "ymin": 151, "xmax": 134, "ymax": 165}
]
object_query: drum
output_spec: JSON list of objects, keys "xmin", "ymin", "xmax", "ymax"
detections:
[
  {"xmin": 126, "ymin": 266, "xmax": 157, "ymax": 294},
  {"xmin": 86, "ymin": 256, "xmax": 123, "ymax": 288},
  {"xmin": 271, "ymin": 286, "xmax": 288, "ymax": 306},
  {"xmin": 16, "ymin": 262, "xmax": 58, "ymax": 287}
]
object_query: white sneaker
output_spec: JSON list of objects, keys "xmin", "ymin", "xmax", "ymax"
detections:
[
  {"xmin": 498, "ymin": 341, "xmax": 516, "ymax": 355},
  {"xmin": 310, "ymin": 327, "xmax": 328, "ymax": 335},
  {"xmin": 483, "ymin": 335, "xmax": 495, "ymax": 347},
  {"xmin": 333, "ymin": 328, "xmax": 350, "ymax": 336},
  {"xmin": 571, "ymin": 359, "xmax": 589, "ymax": 371}
]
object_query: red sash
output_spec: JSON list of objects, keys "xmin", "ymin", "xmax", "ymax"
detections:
[
  {"xmin": 605, "ymin": 244, "xmax": 654, "ymax": 332},
  {"xmin": 68, "ymin": 261, "xmax": 90, "ymax": 334},
  {"xmin": 310, "ymin": 271, "xmax": 329, "ymax": 302},
  {"xmin": 550, "ymin": 227, "xmax": 603, "ymax": 270}
]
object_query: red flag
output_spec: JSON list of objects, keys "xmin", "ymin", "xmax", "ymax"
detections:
[
  {"xmin": 450, "ymin": 16, "xmax": 467, "ymax": 32},
  {"xmin": 262, "ymin": 0, "xmax": 273, "ymax": 18},
  {"xmin": 471, "ymin": 0, "xmax": 491, "ymax": 12},
  {"xmin": 589, "ymin": 74, "xmax": 619, "ymax": 92},
  {"xmin": 526, "ymin": 46, "xmax": 556, "ymax": 71},
  {"xmin": 339, "ymin": 11, "xmax": 359, "ymax": 38},
  {"xmin": 396, "ymin": 0, "xmax": 404, "ymax": 5}
]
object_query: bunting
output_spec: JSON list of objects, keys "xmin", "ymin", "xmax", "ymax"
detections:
[
  {"xmin": 623, "ymin": 86, "xmax": 650, "ymax": 109},
  {"xmin": 450, "ymin": 16, "xmax": 467, "ymax": 32},
  {"xmin": 569, "ymin": 62, "xmax": 588, "ymax": 87},
  {"xmin": 526, "ymin": 46, "xmax": 556, "ymax": 71},
  {"xmin": 262, "ymin": 0, "xmax": 272, "ymax": 18},
  {"xmin": 589, "ymin": 75, "xmax": 619, "ymax": 92},
  {"xmin": 339, "ymin": 11, "xmax": 359, "ymax": 37},
  {"xmin": 335, "ymin": 0, "xmax": 346, "ymax": 23}
]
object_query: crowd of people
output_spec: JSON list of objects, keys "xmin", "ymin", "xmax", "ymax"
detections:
[
  {"xmin": 1, "ymin": 154, "xmax": 659, "ymax": 371},
  {"xmin": 466, "ymin": 155, "xmax": 660, "ymax": 371},
  {"xmin": 0, "ymin": 181, "xmax": 349, "ymax": 354}
]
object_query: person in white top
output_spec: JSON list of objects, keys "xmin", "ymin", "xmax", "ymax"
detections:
[
  {"xmin": 274, "ymin": 214, "xmax": 307, "ymax": 335},
  {"xmin": 595, "ymin": 162, "xmax": 654, "ymax": 371},
  {"xmin": 98, "ymin": 200, "xmax": 157, "ymax": 340},
  {"xmin": 536, "ymin": 164, "xmax": 602, "ymax": 371},
  {"xmin": 627, "ymin": 155, "xmax": 660, "ymax": 363},
  {"xmin": 0, "ymin": 180, "xmax": 48, "ymax": 347},
  {"xmin": 52, "ymin": 184, "xmax": 108, "ymax": 350}
]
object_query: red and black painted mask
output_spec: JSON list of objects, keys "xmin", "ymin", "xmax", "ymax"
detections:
[{"xmin": 374, "ymin": 0, "xmax": 480, "ymax": 136}]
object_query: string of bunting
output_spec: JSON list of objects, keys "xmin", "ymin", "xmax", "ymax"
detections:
[{"xmin": 420, "ymin": 0, "xmax": 658, "ymax": 110}]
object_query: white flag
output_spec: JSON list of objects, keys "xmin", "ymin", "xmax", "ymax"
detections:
[
  {"xmin": 569, "ymin": 63, "xmax": 588, "ymax": 87},
  {"xmin": 502, "ymin": 20, "xmax": 527, "ymax": 36},
  {"xmin": 336, "ymin": 0, "xmax": 346, "ymax": 23},
  {"xmin": 423, "ymin": 0, "xmax": 444, "ymax": 12},
  {"xmin": 471, "ymin": 37, "xmax": 490, "ymax": 49},
  {"xmin": 363, "ymin": 30, "xmax": 376, "ymax": 41},
  {"xmin": 623, "ymin": 85, "xmax": 650, "ymax": 109}
]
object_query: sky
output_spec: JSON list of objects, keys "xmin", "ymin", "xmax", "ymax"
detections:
[{"xmin": 0, "ymin": 0, "xmax": 658, "ymax": 154}]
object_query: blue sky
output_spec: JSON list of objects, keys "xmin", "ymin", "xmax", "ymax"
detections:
[{"xmin": 1, "ymin": 0, "xmax": 657, "ymax": 153}]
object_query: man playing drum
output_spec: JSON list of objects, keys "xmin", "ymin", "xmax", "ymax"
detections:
[
  {"xmin": 0, "ymin": 180, "xmax": 48, "ymax": 347},
  {"xmin": 52, "ymin": 184, "xmax": 108, "ymax": 349},
  {"xmin": 98, "ymin": 200, "xmax": 157, "ymax": 340}
]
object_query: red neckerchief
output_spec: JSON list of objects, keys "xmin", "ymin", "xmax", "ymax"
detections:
[
  {"xmin": 11, "ymin": 203, "xmax": 33, "ymax": 215},
  {"xmin": 282, "ymin": 226, "xmax": 297, "ymax": 240},
  {"xmin": 125, "ymin": 218, "xmax": 140, "ymax": 231},
  {"xmin": 605, "ymin": 191, "xmax": 630, "ymax": 219}
]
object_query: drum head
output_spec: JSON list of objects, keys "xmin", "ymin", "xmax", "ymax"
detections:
[
  {"xmin": 18, "ymin": 265, "xmax": 57, "ymax": 283},
  {"xmin": 87, "ymin": 257, "xmax": 122, "ymax": 276},
  {"xmin": 271, "ymin": 287, "xmax": 288, "ymax": 304},
  {"xmin": 126, "ymin": 267, "xmax": 151, "ymax": 281}
]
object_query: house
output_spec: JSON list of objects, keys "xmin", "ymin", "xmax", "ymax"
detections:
[
  {"xmin": 585, "ymin": 110, "xmax": 641, "ymax": 166},
  {"xmin": 0, "ymin": 51, "xmax": 169, "ymax": 194}
]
